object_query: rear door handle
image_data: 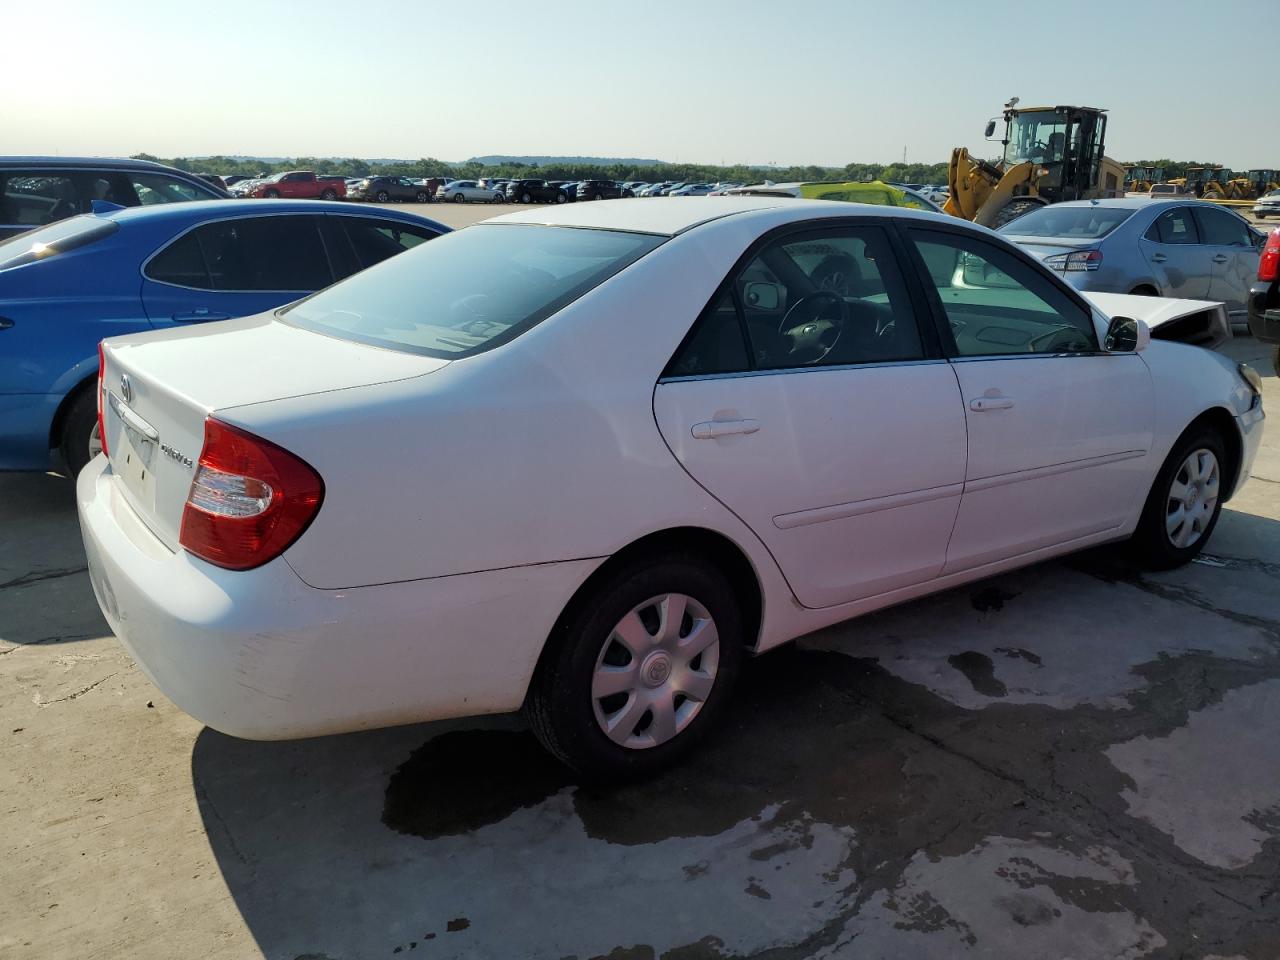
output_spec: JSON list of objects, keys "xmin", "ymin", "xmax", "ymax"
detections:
[
  {"xmin": 0, "ymin": 317, "xmax": 13, "ymax": 330},
  {"xmin": 691, "ymin": 419, "xmax": 760, "ymax": 439},
  {"xmin": 173, "ymin": 309, "xmax": 232, "ymax": 323},
  {"xmin": 1150, "ymin": 253, "xmax": 1168, "ymax": 263},
  {"xmin": 1212, "ymin": 254, "xmax": 1229, "ymax": 263},
  {"xmin": 970, "ymin": 397, "xmax": 1014, "ymax": 412}
]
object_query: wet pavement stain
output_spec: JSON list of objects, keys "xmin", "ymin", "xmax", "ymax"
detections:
[
  {"xmin": 971, "ymin": 586, "xmax": 1019, "ymax": 612},
  {"xmin": 377, "ymin": 640, "xmax": 1280, "ymax": 958},
  {"xmin": 947, "ymin": 651, "xmax": 1009, "ymax": 697}
]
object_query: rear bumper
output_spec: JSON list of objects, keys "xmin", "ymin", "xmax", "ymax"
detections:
[{"xmin": 77, "ymin": 456, "xmax": 601, "ymax": 740}]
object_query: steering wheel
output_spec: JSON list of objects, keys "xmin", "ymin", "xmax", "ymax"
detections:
[{"xmin": 778, "ymin": 292, "xmax": 848, "ymax": 364}]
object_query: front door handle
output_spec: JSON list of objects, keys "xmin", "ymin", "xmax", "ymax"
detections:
[
  {"xmin": 691, "ymin": 419, "xmax": 760, "ymax": 439},
  {"xmin": 1212, "ymin": 254, "xmax": 1229, "ymax": 263},
  {"xmin": 0, "ymin": 317, "xmax": 13, "ymax": 330},
  {"xmin": 1150, "ymin": 253, "xmax": 1168, "ymax": 263},
  {"xmin": 970, "ymin": 397, "xmax": 1014, "ymax": 412},
  {"xmin": 172, "ymin": 309, "xmax": 232, "ymax": 323}
]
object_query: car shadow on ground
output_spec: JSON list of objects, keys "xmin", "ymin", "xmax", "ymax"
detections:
[
  {"xmin": 191, "ymin": 516, "xmax": 1280, "ymax": 960},
  {"xmin": 0, "ymin": 472, "xmax": 107, "ymax": 647}
]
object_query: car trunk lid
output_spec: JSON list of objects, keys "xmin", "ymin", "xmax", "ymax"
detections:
[{"xmin": 99, "ymin": 313, "xmax": 447, "ymax": 552}]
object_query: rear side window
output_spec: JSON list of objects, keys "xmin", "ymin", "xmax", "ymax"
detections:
[
  {"xmin": 1146, "ymin": 207, "xmax": 1199, "ymax": 245},
  {"xmin": 128, "ymin": 173, "xmax": 216, "ymax": 205},
  {"xmin": 0, "ymin": 215, "xmax": 118, "ymax": 270},
  {"xmin": 997, "ymin": 205, "xmax": 1135, "ymax": 239},
  {"xmin": 338, "ymin": 217, "xmax": 440, "ymax": 272},
  {"xmin": 146, "ymin": 216, "xmax": 332, "ymax": 291},
  {"xmin": 284, "ymin": 224, "xmax": 663, "ymax": 358}
]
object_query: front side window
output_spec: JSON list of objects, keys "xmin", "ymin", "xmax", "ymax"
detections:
[
  {"xmin": 1146, "ymin": 207, "xmax": 1199, "ymax": 245},
  {"xmin": 1194, "ymin": 207, "xmax": 1252, "ymax": 247},
  {"xmin": 149, "ymin": 216, "xmax": 331, "ymax": 291},
  {"xmin": 129, "ymin": 173, "xmax": 215, "ymax": 205},
  {"xmin": 667, "ymin": 225, "xmax": 924, "ymax": 376},
  {"xmin": 1003, "ymin": 111, "xmax": 1067, "ymax": 165},
  {"xmin": 284, "ymin": 224, "xmax": 663, "ymax": 358},
  {"xmin": 0, "ymin": 173, "xmax": 79, "ymax": 226},
  {"xmin": 908, "ymin": 228, "xmax": 1098, "ymax": 357}
]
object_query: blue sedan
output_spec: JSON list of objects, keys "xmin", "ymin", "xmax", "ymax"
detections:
[{"xmin": 0, "ymin": 199, "xmax": 447, "ymax": 474}]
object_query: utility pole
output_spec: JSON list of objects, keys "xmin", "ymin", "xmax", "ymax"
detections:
[{"xmin": 902, "ymin": 146, "xmax": 907, "ymax": 164}]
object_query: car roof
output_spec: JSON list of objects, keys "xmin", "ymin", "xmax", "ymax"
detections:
[
  {"xmin": 0, "ymin": 156, "xmax": 198, "ymax": 174},
  {"xmin": 98, "ymin": 198, "xmax": 448, "ymax": 228}
]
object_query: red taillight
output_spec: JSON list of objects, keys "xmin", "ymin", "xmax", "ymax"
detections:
[
  {"xmin": 179, "ymin": 418, "xmax": 323, "ymax": 571},
  {"xmin": 1260, "ymin": 229, "xmax": 1280, "ymax": 282},
  {"xmin": 96, "ymin": 343, "xmax": 109, "ymax": 459}
]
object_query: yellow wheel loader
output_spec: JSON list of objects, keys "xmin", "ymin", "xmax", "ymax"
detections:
[
  {"xmin": 943, "ymin": 101, "xmax": 1126, "ymax": 227},
  {"xmin": 1124, "ymin": 166, "xmax": 1164, "ymax": 192}
]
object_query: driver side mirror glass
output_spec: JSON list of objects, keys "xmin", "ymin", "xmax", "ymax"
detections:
[
  {"xmin": 984, "ymin": 120, "xmax": 997, "ymax": 139},
  {"xmin": 742, "ymin": 282, "xmax": 782, "ymax": 311},
  {"xmin": 1104, "ymin": 315, "xmax": 1149, "ymax": 352}
]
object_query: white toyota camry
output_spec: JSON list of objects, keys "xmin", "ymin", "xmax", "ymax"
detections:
[{"xmin": 79, "ymin": 198, "xmax": 1266, "ymax": 779}]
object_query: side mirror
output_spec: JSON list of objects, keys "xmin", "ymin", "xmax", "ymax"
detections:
[
  {"xmin": 742, "ymin": 282, "xmax": 783, "ymax": 310},
  {"xmin": 1104, "ymin": 316, "xmax": 1150, "ymax": 352},
  {"xmin": 984, "ymin": 120, "xmax": 997, "ymax": 139}
]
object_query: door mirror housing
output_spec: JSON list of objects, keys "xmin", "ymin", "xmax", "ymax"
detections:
[
  {"xmin": 984, "ymin": 120, "xmax": 997, "ymax": 139},
  {"xmin": 1104, "ymin": 315, "xmax": 1150, "ymax": 352}
]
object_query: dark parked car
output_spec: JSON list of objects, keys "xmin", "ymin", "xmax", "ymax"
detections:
[
  {"xmin": 0, "ymin": 156, "xmax": 229, "ymax": 239},
  {"xmin": 504, "ymin": 179, "xmax": 569, "ymax": 204},
  {"xmin": 1248, "ymin": 228, "xmax": 1280, "ymax": 373},
  {"xmin": 348, "ymin": 176, "xmax": 435, "ymax": 203},
  {"xmin": 575, "ymin": 180, "xmax": 626, "ymax": 201}
]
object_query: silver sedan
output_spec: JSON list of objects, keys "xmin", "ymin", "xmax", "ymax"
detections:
[{"xmin": 999, "ymin": 198, "xmax": 1266, "ymax": 325}]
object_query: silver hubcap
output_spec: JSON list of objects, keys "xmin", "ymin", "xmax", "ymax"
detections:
[
  {"xmin": 1166, "ymin": 448, "xmax": 1219, "ymax": 549},
  {"xmin": 591, "ymin": 593, "xmax": 720, "ymax": 750}
]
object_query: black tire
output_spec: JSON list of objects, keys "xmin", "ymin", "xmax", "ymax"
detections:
[
  {"xmin": 1129, "ymin": 285, "xmax": 1160, "ymax": 297},
  {"xmin": 990, "ymin": 198, "xmax": 1041, "ymax": 228},
  {"xmin": 59, "ymin": 386, "xmax": 99, "ymax": 478},
  {"xmin": 555, "ymin": 191, "xmax": 567, "ymax": 204},
  {"xmin": 265, "ymin": 188, "xmax": 280, "ymax": 198},
  {"xmin": 526, "ymin": 552, "xmax": 743, "ymax": 782},
  {"xmin": 453, "ymin": 193, "xmax": 465, "ymax": 203},
  {"xmin": 376, "ymin": 190, "xmax": 390, "ymax": 202},
  {"xmin": 593, "ymin": 192, "xmax": 603, "ymax": 201},
  {"xmin": 1128, "ymin": 424, "xmax": 1228, "ymax": 570},
  {"xmin": 521, "ymin": 192, "xmax": 532, "ymax": 204},
  {"xmin": 320, "ymin": 188, "xmax": 337, "ymax": 200},
  {"xmin": 416, "ymin": 190, "xmax": 429, "ymax": 203}
]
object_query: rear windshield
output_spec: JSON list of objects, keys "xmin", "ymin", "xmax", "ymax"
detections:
[
  {"xmin": 0, "ymin": 215, "xmax": 118, "ymax": 270},
  {"xmin": 998, "ymin": 205, "xmax": 1135, "ymax": 239},
  {"xmin": 282, "ymin": 224, "xmax": 665, "ymax": 358}
]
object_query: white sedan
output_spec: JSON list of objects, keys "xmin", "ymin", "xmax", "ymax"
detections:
[
  {"xmin": 434, "ymin": 179, "xmax": 505, "ymax": 203},
  {"xmin": 79, "ymin": 198, "xmax": 1266, "ymax": 779}
]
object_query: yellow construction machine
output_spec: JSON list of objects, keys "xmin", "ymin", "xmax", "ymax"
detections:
[
  {"xmin": 943, "ymin": 100, "xmax": 1127, "ymax": 227},
  {"xmin": 1124, "ymin": 166, "xmax": 1164, "ymax": 192}
]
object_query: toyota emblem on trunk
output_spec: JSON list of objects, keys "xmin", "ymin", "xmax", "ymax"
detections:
[{"xmin": 119, "ymin": 374, "xmax": 132, "ymax": 404}]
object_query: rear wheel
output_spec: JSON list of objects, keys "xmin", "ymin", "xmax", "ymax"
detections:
[
  {"xmin": 375, "ymin": 190, "xmax": 390, "ymax": 202},
  {"xmin": 59, "ymin": 387, "xmax": 99, "ymax": 478},
  {"xmin": 526, "ymin": 553, "xmax": 743, "ymax": 781},
  {"xmin": 555, "ymin": 191, "xmax": 567, "ymax": 204},
  {"xmin": 320, "ymin": 188, "xmax": 337, "ymax": 200},
  {"xmin": 593, "ymin": 192, "xmax": 603, "ymax": 201},
  {"xmin": 521, "ymin": 192, "xmax": 532, "ymax": 204},
  {"xmin": 1128, "ymin": 425, "xmax": 1227, "ymax": 569},
  {"xmin": 416, "ymin": 190, "xmax": 429, "ymax": 203}
]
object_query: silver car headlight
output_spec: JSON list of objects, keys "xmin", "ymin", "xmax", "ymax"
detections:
[{"xmin": 1239, "ymin": 362, "xmax": 1263, "ymax": 408}]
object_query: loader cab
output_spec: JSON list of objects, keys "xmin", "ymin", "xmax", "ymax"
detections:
[
  {"xmin": 1000, "ymin": 106, "xmax": 1107, "ymax": 203},
  {"xmin": 1249, "ymin": 169, "xmax": 1278, "ymax": 192}
]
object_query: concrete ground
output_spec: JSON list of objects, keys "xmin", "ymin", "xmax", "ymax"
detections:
[{"xmin": 2, "ymin": 288, "xmax": 1279, "ymax": 958}]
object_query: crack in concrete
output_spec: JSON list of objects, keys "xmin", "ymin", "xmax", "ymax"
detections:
[
  {"xmin": 35, "ymin": 673, "xmax": 117, "ymax": 705},
  {"xmin": 1196, "ymin": 553, "xmax": 1280, "ymax": 578},
  {"xmin": 0, "ymin": 565, "xmax": 88, "ymax": 590}
]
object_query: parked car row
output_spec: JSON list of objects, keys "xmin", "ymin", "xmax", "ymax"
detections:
[{"xmin": 76, "ymin": 197, "xmax": 1264, "ymax": 779}]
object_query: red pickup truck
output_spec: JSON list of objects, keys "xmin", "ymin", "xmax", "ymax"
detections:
[{"xmin": 249, "ymin": 170, "xmax": 345, "ymax": 200}]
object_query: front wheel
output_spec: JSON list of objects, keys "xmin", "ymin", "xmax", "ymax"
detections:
[
  {"xmin": 526, "ymin": 553, "xmax": 743, "ymax": 781},
  {"xmin": 416, "ymin": 190, "xmax": 429, "ymax": 203},
  {"xmin": 990, "ymin": 198, "xmax": 1041, "ymax": 228},
  {"xmin": 1128, "ymin": 425, "xmax": 1227, "ymax": 569},
  {"xmin": 555, "ymin": 192, "xmax": 567, "ymax": 204},
  {"xmin": 453, "ymin": 193, "xmax": 465, "ymax": 203},
  {"xmin": 264, "ymin": 188, "xmax": 280, "ymax": 198},
  {"xmin": 375, "ymin": 191, "xmax": 390, "ymax": 202}
]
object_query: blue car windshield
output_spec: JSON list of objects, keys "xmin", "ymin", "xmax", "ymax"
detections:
[
  {"xmin": 281, "ymin": 224, "xmax": 665, "ymax": 358},
  {"xmin": 997, "ymin": 205, "xmax": 1135, "ymax": 240},
  {"xmin": 0, "ymin": 215, "xmax": 119, "ymax": 271}
]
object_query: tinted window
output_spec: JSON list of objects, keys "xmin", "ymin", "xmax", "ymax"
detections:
[
  {"xmin": 997, "ymin": 205, "xmax": 1136, "ymax": 239},
  {"xmin": 284, "ymin": 224, "xmax": 663, "ymax": 358},
  {"xmin": 146, "ymin": 230, "xmax": 210, "ymax": 287},
  {"xmin": 339, "ymin": 216, "xmax": 439, "ymax": 272},
  {"xmin": 129, "ymin": 173, "xmax": 214, "ymax": 205},
  {"xmin": 1146, "ymin": 207, "xmax": 1199, "ymax": 245},
  {"xmin": 0, "ymin": 215, "xmax": 118, "ymax": 270},
  {"xmin": 171, "ymin": 216, "xmax": 331, "ymax": 291},
  {"xmin": 667, "ymin": 290, "xmax": 749, "ymax": 376},
  {"xmin": 908, "ymin": 229, "xmax": 1098, "ymax": 356},
  {"xmin": 1195, "ymin": 207, "xmax": 1252, "ymax": 246}
]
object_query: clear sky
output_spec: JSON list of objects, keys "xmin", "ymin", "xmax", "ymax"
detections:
[{"xmin": 5, "ymin": 0, "xmax": 1276, "ymax": 168}]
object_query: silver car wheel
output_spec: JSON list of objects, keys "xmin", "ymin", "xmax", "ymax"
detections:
[
  {"xmin": 591, "ymin": 593, "xmax": 720, "ymax": 750},
  {"xmin": 1166, "ymin": 448, "xmax": 1220, "ymax": 549}
]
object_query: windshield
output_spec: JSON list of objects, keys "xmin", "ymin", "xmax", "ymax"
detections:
[
  {"xmin": 283, "ymin": 224, "xmax": 665, "ymax": 358},
  {"xmin": 1004, "ymin": 111, "xmax": 1067, "ymax": 165},
  {"xmin": 0, "ymin": 214, "xmax": 118, "ymax": 270},
  {"xmin": 997, "ymin": 205, "xmax": 1135, "ymax": 240}
]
